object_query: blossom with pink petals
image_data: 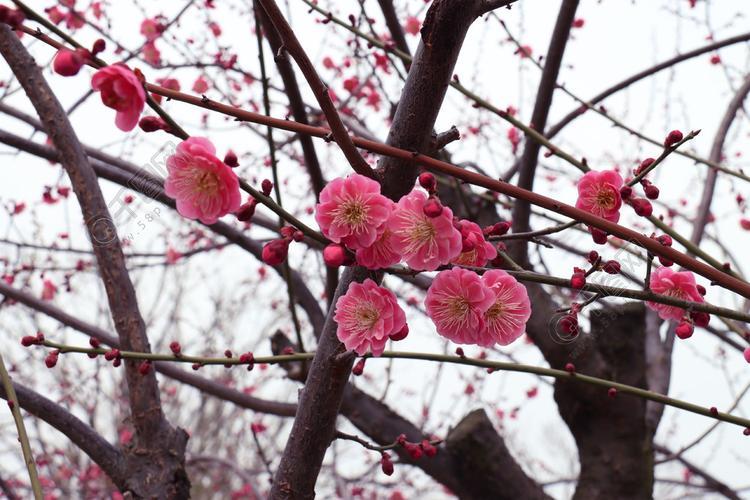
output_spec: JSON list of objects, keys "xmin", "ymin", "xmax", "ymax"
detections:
[
  {"xmin": 477, "ymin": 270, "xmax": 531, "ymax": 346},
  {"xmin": 140, "ymin": 18, "xmax": 162, "ymax": 41},
  {"xmin": 334, "ymin": 279, "xmax": 406, "ymax": 356},
  {"xmin": 647, "ymin": 266, "xmax": 704, "ymax": 320},
  {"xmin": 575, "ymin": 169, "xmax": 624, "ymax": 223},
  {"xmin": 389, "ymin": 190, "xmax": 462, "ymax": 271},
  {"xmin": 315, "ymin": 174, "xmax": 392, "ymax": 250},
  {"xmin": 164, "ymin": 137, "xmax": 241, "ymax": 224},
  {"xmin": 91, "ymin": 64, "xmax": 146, "ymax": 131},
  {"xmin": 452, "ymin": 220, "xmax": 497, "ymax": 267},
  {"xmin": 425, "ymin": 268, "xmax": 495, "ymax": 344},
  {"xmin": 356, "ymin": 227, "xmax": 401, "ymax": 270}
]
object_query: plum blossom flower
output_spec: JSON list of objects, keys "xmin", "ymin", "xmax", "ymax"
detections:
[
  {"xmin": 477, "ymin": 270, "xmax": 531, "ymax": 346},
  {"xmin": 452, "ymin": 220, "xmax": 497, "ymax": 267},
  {"xmin": 315, "ymin": 174, "xmax": 392, "ymax": 250},
  {"xmin": 91, "ymin": 64, "xmax": 146, "ymax": 131},
  {"xmin": 389, "ymin": 190, "xmax": 462, "ymax": 271},
  {"xmin": 425, "ymin": 268, "xmax": 495, "ymax": 344},
  {"xmin": 164, "ymin": 137, "xmax": 241, "ymax": 224},
  {"xmin": 575, "ymin": 169, "xmax": 624, "ymax": 223},
  {"xmin": 140, "ymin": 18, "xmax": 162, "ymax": 41},
  {"xmin": 334, "ymin": 279, "xmax": 406, "ymax": 356},
  {"xmin": 646, "ymin": 266, "xmax": 704, "ymax": 320},
  {"xmin": 404, "ymin": 16, "xmax": 421, "ymax": 35},
  {"xmin": 356, "ymin": 227, "xmax": 401, "ymax": 270}
]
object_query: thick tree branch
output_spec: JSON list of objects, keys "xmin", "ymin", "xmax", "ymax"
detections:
[{"xmin": 0, "ymin": 24, "xmax": 189, "ymax": 497}]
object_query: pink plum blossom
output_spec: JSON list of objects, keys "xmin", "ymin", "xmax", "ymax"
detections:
[
  {"xmin": 477, "ymin": 270, "xmax": 531, "ymax": 346},
  {"xmin": 140, "ymin": 18, "xmax": 162, "ymax": 41},
  {"xmin": 315, "ymin": 174, "xmax": 392, "ymax": 250},
  {"xmin": 425, "ymin": 268, "xmax": 495, "ymax": 344},
  {"xmin": 91, "ymin": 64, "xmax": 146, "ymax": 131},
  {"xmin": 334, "ymin": 279, "xmax": 406, "ymax": 356},
  {"xmin": 452, "ymin": 220, "xmax": 497, "ymax": 267},
  {"xmin": 164, "ymin": 137, "xmax": 241, "ymax": 224},
  {"xmin": 389, "ymin": 190, "xmax": 462, "ymax": 271},
  {"xmin": 646, "ymin": 266, "xmax": 704, "ymax": 320},
  {"xmin": 575, "ymin": 169, "xmax": 624, "ymax": 223},
  {"xmin": 356, "ymin": 228, "xmax": 401, "ymax": 270}
]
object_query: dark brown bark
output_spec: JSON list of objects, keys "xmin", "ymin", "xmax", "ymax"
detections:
[
  {"xmin": 269, "ymin": 266, "xmax": 369, "ymax": 499},
  {"xmin": 554, "ymin": 302, "xmax": 654, "ymax": 499},
  {"xmin": 0, "ymin": 25, "xmax": 188, "ymax": 497}
]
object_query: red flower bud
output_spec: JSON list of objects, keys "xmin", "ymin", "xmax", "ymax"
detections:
[
  {"xmin": 21, "ymin": 335, "xmax": 37, "ymax": 347},
  {"xmin": 630, "ymin": 198, "xmax": 653, "ymax": 217},
  {"xmin": 352, "ymin": 358, "xmax": 365, "ymax": 376},
  {"xmin": 620, "ymin": 185, "xmax": 633, "ymax": 200},
  {"xmin": 405, "ymin": 442, "xmax": 423, "ymax": 459},
  {"xmin": 602, "ymin": 260, "xmax": 621, "ymax": 274},
  {"xmin": 587, "ymin": 251, "xmax": 599, "ymax": 264},
  {"xmin": 262, "ymin": 238, "xmax": 290, "ymax": 266},
  {"xmin": 236, "ymin": 199, "xmax": 257, "ymax": 222},
  {"xmin": 53, "ymin": 49, "xmax": 85, "ymax": 77},
  {"xmin": 222, "ymin": 150, "xmax": 238, "ymax": 168},
  {"xmin": 104, "ymin": 349, "xmax": 120, "ymax": 361},
  {"xmin": 635, "ymin": 157, "xmax": 655, "ymax": 175},
  {"xmin": 138, "ymin": 360, "xmax": 152, "ymax": 375},
  {"xmin": 657, "ymin": 234, "xmax": 673, "ymax": 247},
  {"xmin": 590, "ymin": 228, "xmax": 608, "ymax": 245},
  {"xmin": 389, "ymin": 324, "xmax": 409, "ymax": 341},
  {"xmin": 261, "ymin": 179, "xmax": 273, "ymax": 196},
  {"xmin": 696, "ymin": 284, "xmax": 706, "ymax": 296},
  {"xmin": 643, "ymin": 183, "xmax": 660, "ymax": 200},
  {"xmin": 422, "ymin": 197, "xmax": 443, "ymax": 218},
  {"xmin": 570, "ymin": 268, "xmax": 586, "ymax": 289},
  {"xmin": 138, "ymin": 116, "xmax": 168, "ymax": 132},
  {"xmin": 690, "ymin": 311, "xmax": 710, "ymax": 328},
  {"xmin": 658, "ymin": 256, "xmax": 673, "ymax": 267},
  {"xmin": 418, "ymin": 172, "xmax": 437, "ymax": 193},
  {"xmin": 608, "ymin": 387, "xmax": 617, "ymax": 398},
  {"xmin": 565, "ymin": 362, "xmax": 576, "ymax": 373},
  {"xmin": 45, "ymin": 351, "xmax": 59, "ymax": 368},
  {"xmin": 169, "ymin": 341, "xmax": 181, "ymax": 355},
  {"xmin": 421, "ymin": 439, "xmax": 438, "ymax": 457},
  {"xmin": 675, "ymin": 321, "xmax": 694, "ymax": 339},
  {"xmin": 664, "ymin": 129, "xmax": 683, "ymax": 148},
  {"xmin": 92, "ymin": 39, "xmax": 106, "ymax": 56},
  {"xmin": 380, "ymin": 452, "xmax": 394, "ymax": 475},
  {"xmin": 323, "ymin": 244, "xmax": 349, "ymax": 267}
]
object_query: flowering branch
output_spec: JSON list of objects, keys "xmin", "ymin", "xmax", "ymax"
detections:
[{"xmin": 27, "ymin": 340, "xmax": 750, "ymax": 430}]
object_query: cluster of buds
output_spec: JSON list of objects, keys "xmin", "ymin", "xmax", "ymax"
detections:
[
  {"xmin": 20, "ymin": 331, "xmax": 45, "ymax": 347},
  {"xmin": 396, "ymin": 433, "xmax": 439, "ymax": 461},
  {"xmin": 652, "ymin": 233, "xmax": 674, "ymax": 266},
  {"xmin": 418, "ymin": 173, "xmax": 445, "ymax": 218}
]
